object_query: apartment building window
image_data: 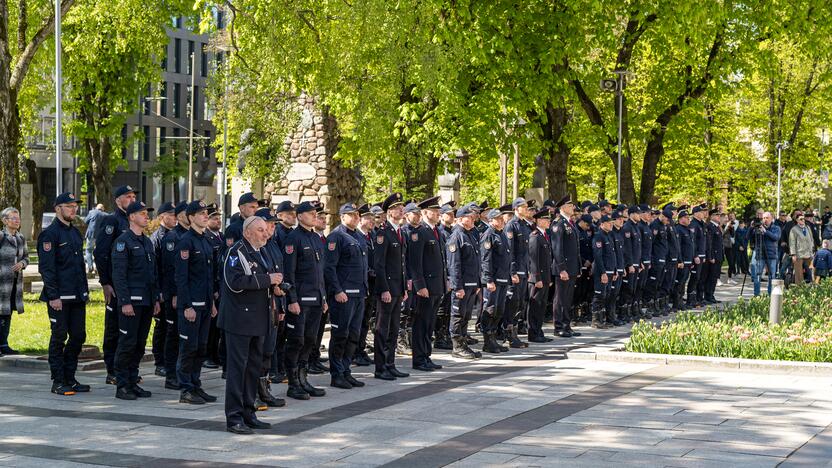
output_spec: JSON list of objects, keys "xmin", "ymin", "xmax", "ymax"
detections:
[
  {"xmin": 161, "ymin": 45, "xmax": 167, "ymax": 71},
  {"xmin": 201, "ymin": 43, "xmax": 208, "ymax": 77},
  {"xmin": 204, "ymin": 130, "xmax": 211, "ymax": 159},
  {"xmin": 188, "ymin": 41, "xmax": 195, "ymax": 74},
  {"xmin": 143, "ymin": 125, "xmax": 150, "ymax": 162},
  {"xmin": 158, "ymin": 127, "xmax": 166, "ymax": 159},
  {"xmin": 174, "ymin": 38, "xmax": 182, "ymax": 73},
  {"xmin": 173, "ymin": 83, "xmax": 181, "ymax": 118},
  {"xmin": 192, "ymin": 86, "xmax": 199, "ymax": 120},
  {"xmin": 160, "ymin": 82, "xmax": 168, "ymax": 117}
]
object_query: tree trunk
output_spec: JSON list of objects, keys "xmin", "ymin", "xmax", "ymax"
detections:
[
  {"xmin": 0, "ymin": 90, "xmax": 22, "ymax": 210},
  {"xmin": 540, "ymin": 101, "xmax": 570, "ymax": 200},
  {"xmin": 23, "ymin": 158, "xmax": 42, "ymax": 239},
  {"xmin": 88, "ymin": 137, "xmax": 113, "ymax": 211}
]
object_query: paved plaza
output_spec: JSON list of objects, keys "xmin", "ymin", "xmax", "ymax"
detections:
[{"xmin": 0, "ymin": 283, "xmax": 829, "ymax": 467}]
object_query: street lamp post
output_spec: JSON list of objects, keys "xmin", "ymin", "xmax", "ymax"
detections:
[
  {"xmin": 187, "ymin": 52, "xmax": 196, "ymax": 200},
  {"xmin": 136, "ymin": 95, "xmax": 166, "ymax": 202},
  {"xmin": 819, "ymin": 129, "xmax": 827, "ymax": 213},
  {"xmin": 776, "ymin": 141, "xmax": 789, "ymax": 216},
  {"xmin": 55, "ymin": 0, "xmax": 63, "ymax": 196}
]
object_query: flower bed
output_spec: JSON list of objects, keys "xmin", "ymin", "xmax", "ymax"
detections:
[{"xmin": 627, "ymin": 282, "xmax": 832, "ymax": 362}]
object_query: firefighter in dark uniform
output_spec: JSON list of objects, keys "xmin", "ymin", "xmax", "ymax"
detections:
[
  {"xmin": 399, "ymin": 202, "xmax": 423, "ymax": 356},
  {"xmin": 551, "ymin": 196, "xmax": 581, "ymax": 337},
  {"xmin": 94, "ymin": 185, "xmax": 135, "ymax": 384},
  {"xmin": 159, "ymin": 201, "xmax": 188, "ymax": 389},
  {"xmin": 220, "ymin": 216, "xmax": 280, "ymax": 435},
  {"xmin": 269, "ymin": 200, "xmax": 296, "ymax": 383},
  {"xmin": 225, "ymin": 192, "xmax": 264, "ymax": 246},
  {"xmin": 591, "ymin": 215, "xmax": 616, "ymax": 328},
  {"xmin": 704, "ymin": 209, "xmax": 724, "ymax": 303},
  {"xmin": 446, "ymin": 204, "xmax": 482, "ymax": 358},
  {"xmin": 282, "ymin": 201, "xmax": 328, "ymax": 399},
  {"xmin": 353, "ymin": 203, "xmax": 376, "ymax": 367},
  {"xmin": 637, "ymin": 206, "xmax": 654, "ymax": 318},
  {"xmin": 660, "ymin": 204, "xmax": 681, "ymax": 315},
  {"xmin": 38, "ymin": 192, "xmax": 90, "ymax": 395},
  {"xmin": 479, "ymin": 207, "xmax": 511, "ymax": 353},
  {"xmin": 406, "ymin": 196, "xmax": 447, "ymax": 371},
  {"xmin": 204, "ymin": 204, "xmax": 226, "ymax": 371},
  {"xmin": 432, "ymin": 203, "xmax": 456, "ymax": 351},
  {"xmin": 174, "ymin": 201, "xmax": 218, "ymax": 405},
  {"xmin": 687, "ymin": 205, "xmax": 708, "ymax": 308},
  {"xmin": 527, "ymin": 209, "xmax": 554, "ymax": 341},
  {"xmin": 504, "ymin": 198, "xmax": 532, "ymax": 348},
  {"xmin": 621, "ymin": 205, "xmax": 643, "ymax": 320},
  {"xmin": 575, "ymin": 214, "xmax": 595, "ymax": 323},
  {"xmin": 324, "ymin": 203, "xmax": 369, "ymax": 389},
  {"xmin": 645, "ymin": 209, "xmax": 669, "ymax": 316},
  {"xmin": 608, "ymin": 212, "xmax": 626, "ymax": 326},
  {"xmin": 149, "ymin": 202, "xmax": 175, "ymax": 376},
  {"xmin": 372, "ymin": 193, "xmax": 410, "ymax": 380},
  {"xmin": 675, "ymin": 210, "xmax": 695, "ymax": 310},
  {"xmin": 112, "ymin": 201, "xmax": 159, "ymax": 401}
]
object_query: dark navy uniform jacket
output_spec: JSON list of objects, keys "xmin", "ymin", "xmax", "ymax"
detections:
[
  {"xmin": 407, "ymin": 222, "xmax": 446, "ymax": 296},
  {"xmin": 174, "ymin": 228, "xmax": 215, "ymax": 310},
  {"xmin": 447, "ymin": 225, "xmax": 481, "ymax": 290},
  {"xmin": 283, "ymin": 225, "xmax": 326, "ymax": 306},
  {"xmin": 219, "ymin": 239, "xmax": 276, "ymax": 337},
  {"xmin": 160, "ymin": 225, "xmax": 188, "ymax": 301},
  {"xmin": 274, "ymin": 223, "xmax": 294, "ymax": 250},
  {"xmin": 150, "ymin": 225, "xmax": 170, "ymax": 291},
  {"xmin": 93, "ymin": 208, "xmax": 129, "ymax": 286},
  {"xmin": 505, "ymin": 217, "xmax": 532, "ymax": 277},
  {"xmin": 325, "ymin": 224, "xmax": 369, "ymax": 298},
  {"xmin": 38, "ymin": 218, "xmax": 89, "ymax": 303},
  {"xmin": 205, "ymin": 229, "xmax": 226, "ymax": 294},
  {"xmin": 112, "ymin": 229, "xmax": 158, "ymax": 307},
  {"xmin": 691, "ymin": 218, "xmax": 707, "ymax": 261},
  {"xmin": 639, "ymin": 221, "xmax": 654, "ymax": 265},
  {"xmin": 374, "ymin": 221, "xmax": 407, "ymax": 297},
  {"xmin": 707, "ymin": 221, "xmax": 725, "ymax": 262},
  {"xmin": 551, "ymin": 217, "xmax": 580, "ymax": 277},
  {"xmin": 650, "ymin": 219, "xmax": 669, "ymax": 264},
  {"xmin": 611, "ymin": 228, "xmax": 626, "ymax": 274},
  {"xmin": 676, "ymin": 223, "xmax": 695, "ymax": 264},
  {"xmin": 480, "ymin": 226, "xmax": 511, "ymax": 286},
  {"xmin": 224, "ymin": 217, "xmax": 244, "ymax": 247},
  {"xmin": 592, "ymin": 229, "xmax": 617, "ymax": 275},
  {"xmin": 358, "ymin": 228, "xmax": 376, "ymax": 279},
  {"xmin": 578, "ymin": 224, "xmax": 594, "ymax": 269},
  {"xmin": 474, "ymin": 220, "xmax": 488, "ymax": 239},
  {"xmin": 528, "ymin": 228, "xmax": 553, "ymax": 284},
  {"xmin": 622, "ymin": 220, "xmax": 642, "ymax": 269},
  {"xmin": 666, "ymin": 220, "xmax": 680, "ymax": 263}
]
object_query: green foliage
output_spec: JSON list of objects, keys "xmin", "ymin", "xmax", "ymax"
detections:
[
  {"xmin": 627, "ymin": 282, "xmax": 832, "ymax": 362},
  {"xmin": 10, "ymin": 291, "xmax": 106, "ymax": 355}
]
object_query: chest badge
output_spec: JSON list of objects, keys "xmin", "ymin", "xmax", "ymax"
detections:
[
  {"xmin": 484, "ymin": 241, "xmax": 491, "ymax": 250},
  {"xmin": 595, "ymin": 241, "xmax": 602, "ymax": 248},
  {"xmin": 285, "ymin": 245, "xmax": 294, "ymax": 255},
  {"xmin": 116, "ymin": 242, "xmax": 125, "ymax": 252},
  {"xmin": 105, "ymin": 225, "xmax": 114, "ymax": 235},
  {"xmin": 328, "ymin": 242, "xmax": 337, "ymax": 251},
  {"xmin": 226, "ymin": 238, "xmax": 234, "ymax": 247},
  {"xmin": 411, "ymin": 232, "xmax": 419, "ymax": 242},
  {"xmin": 166, "ymin": 242, "xmax": 174, "ymax": 251},
  {"xmin": 506, "ymin": 232, "xmax": 513, "ymax": 239},
  {"xmin": 377, "ymin": 236, "xmax": 384, "ymax": 245},
  {"xmin": 180, "ymin": 250, "xmax": 190, "ymax": 260},
  {"xmin": 448, "ymin": 244, "xmax": 457, "ymax": 253},
  {"xmin": 43, "ymin": 242, "xmax": 52, "ymax": 252}
]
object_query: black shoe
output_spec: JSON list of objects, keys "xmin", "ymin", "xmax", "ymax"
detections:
[
  {"xmin": 352, "ymin": 355, "xmax": 372, "ymax": 367},
  {"xmin": 388, "ymin": 367, "xmax": 410, "ymax": 378},
  {"xmin": 298, "ymin": 369, "xmax": 326, "ymax": 397},
  {"xmin": 412, "ymin": 364, "xmax": 434, "ymax": 372},
  {"xmin": 529, "ymin": 336, "xmax": 547, "ymax": 343},
  {"xmin": 194, "ymin": 387, "xmax": 217, "ymax": 402},
  {"xmin": 51, "ymin": 381, "xmax": 76, "ymax": 396},
  {"xmin": 566, "ymin": 328, "xmax": 581, "ymax": 337},
  {"xmin": 465, "ymin": 336, "xmax": 479, "ymax": 345},
  {"xmin": 131, "ymin": 384, "xmax": 152, "ymax": 398},
  {"xmin": 271, "ymin": 372, "xmax": 287, "ymax": 384},
  {"xmin": 374, "ymin": 370, "xmax": 397, "ymax": 381},
  {"xmin": 227, "ymin": 423, "xmax": 254, "ymax": 435},
  {"xmin": 427, "ymin": 360, "xmax": 443, "ymax": 370},
  {"xmin": 557, "ymin": 330, "xmax": 573, "ymax": 338},
  {"xmin": 67, "ymin": 379, "xmax": 91, "ymax": 392},
  {"xmin": 307, "ymin": 361, "xmax": 328, "ymax": 375},
  {"xmin": 202, "ymin": 360, "xmax": 219, "ymax": 369},
  {"xmin": 344, "ymin": 373, "xmax": 365, "ymax": 387},
  {"xmin": 254, "ymin": 398, "xmax": 269, "ymax": 411},
  {"xmin": 244, "ymin": 418, "xmax": 272, "ymax": 430},
  {"xmin": 179, "ymin": 390, "xmax": 206, "ymax": 405},
  {"xmin": 164, "ymin": 378, "xmax": 181, "ymax": 390},
  {"xmin": 154, "ymin": 366, "xmax": 167, "ymax": 377},
  {"xmin": 330, "ymin": 374, "xmax": 353, "ymax": 389},
  {"xmin": 115, "ymin": 386, "xmax": 137, "ymax": 400},
  {"xmin": 287, "ymin": 370, "xmax": 310, "ymax": 400},
  {"xmin": 105, "ymin": 374, "xmax": 117, "ymax": 385},
  {"xmin": 0, "ymin": 347, "xmax": 20, "ymax": 356}
]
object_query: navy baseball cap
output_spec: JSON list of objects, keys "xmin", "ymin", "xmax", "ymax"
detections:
[
  {"xmin": 404, "ymin": 202, "xmax": 420, "ymax": 214},
  {"xmin": 456, "ymin": 205, "xmax": 477, "ymax": 218},
  {"xmin": 598, "ymin": 214, "xmax": 612, "ymax": 223},
  {"xmin": 440, "ymin": 204, "xmax": 456, "ymax": 215},
  {"xmin": 157, "ymin": 202, "xmax": 175, "ymax": 215},
  {"xmin": 678, "ymin": 210, "xmax": 690, "ymax": 219},
  {"xmin": 579, "ymin": 214, "xmax": 593, "ymax": 224},
  {"xmin": 275, "ymin": 201, "xmax": 295, "ymax": 213},
  {"xmin": 339, "ymin": 203, "xmax": 359, "ymax": 215},
  {"xmin": 296, "ymin": 201, "xmax": 316, "ymax": 215},
  {"xmin": 370, "ymin": 205, "xmax": 384, "ymax": 216},
  {"xmin": 186, "ymin": 200, "xmax": 208, "ymax": 215},
  {"xmin": 114, "ymin": 185, "xmax": 138, "ymax": 199},
  {"xmin": 125, "ymin": 201, "xmax": 153, "ymax": 216},
  {"xmin": 237, "ymin": 192, "xmax": 263, "ymax": 206},
  {"xmin": 598, "ymin": 200, "xmax": 610, "ymax": 208},
  {"xmin": 587, "ymin": 204, "xmax": 600, "ymax": 213},
  {"xmin": 255, "ymin": 207, "xmax": 278, "ymax": 222},
  {"xmin": 485, "ymin": 209, "xmax": 502, "ymax": 221},
  {"xmin": 692, "ymin": 205, "xmax": 704, "ymax": 214},
  {"xmin": 611, "ymin": 211, "xmax": 623, "ymax": 220},
  {"xmin": 174, "ymin": 201, "xmax": 188, "ymax": 215},
  {"xmin": 54, "ymin": 192, "xmax": 79, "ymax": 206}
]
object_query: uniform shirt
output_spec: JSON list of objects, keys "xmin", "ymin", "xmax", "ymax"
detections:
[
  {"xmin": 373, "ymin": 220, "xmax": 407, "ymax": 297},
  {"xmin": 112, "ymin": 229, "xmax": 158, "ymax": 307},
  {"xmin": 160, "ymin": 225, "xmax": 188, "ymax": 301},
  {"xmin": 481, "ymin": 226, "xmax": 511, "ymax": 285},
  {"xmin": 447, "ymin": 224, "xmax": 481, "ymax": 290},
  {"xmin": 650, "ymin": 219, "xmax": 669, "ymax": 263},
  {"xmin": 578, "ymin": 224, "xmax": 594, "ymax": 269},
  {"xmin": 676, "ymin": 223, "xmax": 695, "ymax": 264},
  {"xmin": 93, "ymin": 208, "xmax": 129, "ymax": 286},
  {"xmin": 639, "ymin": 220, "xmax": 653, "ymax": 264},
  {"xmin": 283, "ymin": 225, "xmax": 326, "ymax": 306},
  {"xmin": 611, "ymin": 227, "xmax": 626, "ymax": 273},
  {"xmin": 551, "ymin": 216, "xmax": 581, "ymax": 277},
  {"xmin": 358, "ymin": 227, "xmax": 376, "ymax": 278},
  {"xmin": 274, "ymin": 223, "xmax": 294, "ymax": 250},
  {"xmin": 219, "ymin": 238, "xmax": 277, "ymax": 337},
  {"xmin": 622, "ymin": 220, "xmax": 642, "ymax": 268},
  {"xmin": 592, "ymin": 229, "xmax": 617, "ymax": 275},
  {"xmin": 528, "ymin": 228, "xmax": 553, "ymax": 284},
  {"xmin": 325, "ymin": 224, "xmax": 369, "ymax": 298},
  {"xmin": 691, "ymin": 218, "xmax": 707, "ymax": 261},
  {"xmin": 407, "ymin": 222, "xmax": 446, "ymax": 296},
  {"xmin": 174, "ymin": 228, "xmax": 215, "ymax": 310},
  {"xmin": 37, "ymin": 218, "xmax": 89, "ymax": 303},
  {"xmin": 224, "ymin": 217, "xmax": 245, "ymax": 247},
  {"xmin": 708, "ymin": 221, "xmax": 725, "ymax": 262},
  {"xmin": 666, "ymin": 220, "xmax": 680, "ymax": 263},
  {"xmin": 505, "ymin": 216, "xmax": 532, "ymax": 277}
]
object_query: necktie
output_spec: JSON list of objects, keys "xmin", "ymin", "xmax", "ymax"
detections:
[
  {"xmin": 396, "ymin": 228, "xmax": 402, "ymax": 243},
  {"xmin": 543, "ymin": 231, "xmax": 550, "ymax": 242},
  {"xmin": 433, "ymin": 226, "xmax": 440, "ymax": 240}
]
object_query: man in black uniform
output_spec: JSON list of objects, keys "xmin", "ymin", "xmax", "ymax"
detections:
[
  {"xmin": 591, "ymin": 215, "xmax": 616, "ymax": 328},
  {"xmin": 607, "ymin": 212, "xmax": 626, "ymax": 326},
  {"xmin": 675, "ymin": 210, "xmax": 695, "ymax": 311},
  {"xmin": 282, "ymin": 201, "xmax": 328, "ymax": 399},
  {"xmin": 551, "ymin": 196, "xmax": 581, "ymax": 337},
  {"xmin": 399, "ymin": 202, "xmax": 423, "ymax": 357},
  {"xmin": 94, "ymin": 185, "xmax": 136, "ymax": 384},
  {"xmin": 479, "ymin": 207, "xmax": 511, "ymax": 353},
  {"xmin": 704, "ymin": 209, "xmax": 724, "ymax": 303},
  {"xmin": 574, "ymin": 214, "xmax": 595, "ymax": 323},
  {"xmin": 324, "ymin": 203, "xmax": 369, "ymax": 389},
  {"xmin": 175, "ymin": 201, "xmax": 218, "ymax": 405},
  {"xmin": 38, "ymin": 192, "xmax": 91, "ymax": 395},
  {"xmin": 660, "ymin": 204, "xmax": 681, "ymax": 315},
  {"xmin": 407, "ymin": 196, "xmax": 447, "ymax": 370},
  {"xmin": 686, "ymin": 205, "xmax": 707, "ymax": 308},
  {"xmin": 504, "ymin": 198, "xmax": 532, "ymax": 348},
  {"xmin": 621, "ymin": 206, "xmax": 643, "ymax": 320},
  {"xmin": 308, "ymin": 205, "xmax": 331, "ymax": 375},
  {"xmin": 149, "ymin": 202, "xmax": 175, "ymax": 376},
  {"xmin": 159, "ymin": 201, "xmax": 189, "ymax": 389},
  {"xmin": 269, "ymin": 200, "xmax": 296, "ymax": 382},
  {"xmin": 204, "ymin": 205, "xmax": 225, "ymax": 370},
  {"xmin": 527, "ymin": 209, "xmax": 554, "ymax": 342},
  {"xmin": 645, "ymin": 209, "xmax": 669, "ymax": 317},
  {"xmin": 221, "ymin": 216, "xmax": 280, "ymax": 434},
  {"xmin": 353, "ymin": 204, "xmax": 376, "ymax": 367},
  {"xmin": 433, "ymin": 202, "xmax": 456, "ymax": 351},
  {"xmin": 112, "ymin": 201, "xmax": 159, "ymax": 401},
  {"xmin": 372, "ymin": 193, "xmax": 410, "ymax": 379},
  {"xmin": 446, "ymin": 204, "xmax": 483, "ymax": 358}
]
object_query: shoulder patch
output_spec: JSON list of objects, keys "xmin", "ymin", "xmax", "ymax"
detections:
[
  {"xmin": 448, "ymin": 244, "xmax": 457, "ymax": 253},
  {"xmin": 552, "ymin": 225, "xmax": 559, "ymax": 232},
  {"xmin": 105, "ymin": 225, "xmax": 114, "ymax": 235},
  {"xmin": 484, "ymin": 241, "xmax": 491, "ymax": 250},
  {"xmin": 653, "ymin": 229, "xmax": 658, "ymax": 235},
  {"xmin": 42, "ymin": 242, "xmax": 52, "ymax": 252},
  {"xmin": 180, "ymin": 250, "xmax": 190, "ymax": 260},
  {"xmin": 226, "ymin": 238, "xmax": 234, "ymax": 247},
  {"xmin": 285, "ymin": 245, "xmax": 294, "ymax": 255},
  {"xmin": 116, "ymin": 242, "xmax": 125, "ymax": 252},
  {"xmin": 229, "ymin": 256, "xmax": 239, "ymax": 267},
  {"xmin": 411, "ymin": 232, "xmax": 419, "ymax": 242},
  {"xmin": 376, "ymin": 236, "xmax": 384, "ymax": 245},
  {"xmin": 595, "ymin": 241, "xmax": 602, "ymax": 248},
  {"xmin": 506, "ymin": 232, "xmax": 514, "ymax": 239},
  {"xmin": 166, "ymin": 241, "xmax": 175, "ymax": 251},
  {"xmin": 624, "ymin": 232, "xmax": 631, "ymax": 238},
  {"xmin": 328, "ymin": 242, "xmax": 337, "ymax": 251}
]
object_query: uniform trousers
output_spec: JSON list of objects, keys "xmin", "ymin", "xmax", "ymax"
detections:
[
  {"xmin": 686, "ymin": 262, "xmax": 702, "ymax": 305},
  {"xmin": 374, "ymin": 295, "xmax": 402, "ymax": 372},
  {"xmin": 162, "ymin": 299, "xmax": 180, "ymax": 378},
  {"xmin": 449, "ymin": 287, "xmax": 477, "ymax": 338},
  {"xmin": 284, "ymin": 304, "xmax": 323, "ymax": 371},
  {"xmin": 554, "ymin": 276, "xmax": 576, "ymax": 331},
  {"xmin": 177, "ymin": 306, "xmax": 211, "ymax": 392},
  {"xmin": 102, "ymin": 295, "xmax": 120, "ymax": 374},
  {"xmin": 225, "ymin": 332, "xmax": 263, "ymax": 427},
  {"xmin": 481, "ymin": 284, "xmax": 508, "ymax": 333},
  {"xmin": 151, "ymin": 314, "xmax": 167, "ymax": 368},
  {"xmin": 114, "ymin": 305, "xmax": 153, "ymax": 388},
  {"xmin": 328, "ymin": 295, "xmax": 364, "ymax": 377},
  {"xmin": 505, "ymin": 275, "xmax": 529, "ymax": 329},
  {"xmin": 47, "ymin": 302, "xmax": 86, "ymax": 382},
  {"xmin": 412, "ymin": 294, "xmax": 440, "ymax": 367},
  {"xmin": 527, "ymin": 281, "xmax": 549, "ymax": 339}
]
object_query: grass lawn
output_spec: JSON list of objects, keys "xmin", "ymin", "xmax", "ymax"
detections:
[{"xmin": 7, "ymin": 291, "xmax": 114, "ymax": 355}]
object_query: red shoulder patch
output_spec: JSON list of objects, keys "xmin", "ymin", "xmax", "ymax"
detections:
[
  {"xmin": 180, "ymin": 250, "xmax": 189, "ymax": 260},
  {"xmin": 285, "ymin": 245, "xmax": 294, "ymax": 254},
  {"xmin": 42, "ymin": 242, "xmax": 52, "ymax": 252},
  {"xmin": 328, "ymin": 242, "xmax": 337, "ymax": 251},
  {"xmin": 226, "ymin": 238, "xmax": 234, "ymax": 247}
]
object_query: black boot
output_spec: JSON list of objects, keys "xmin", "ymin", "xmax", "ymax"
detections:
[
  {"xmin": 482, "ymin": 332, "xmax": 501, "ymax": 354},
  {"xmin": 591, "ymin": 311, "xmax": 607, "ymax": 329},
  {"xmin": 451, "ymin": 337, "xmax": 478, "ymax": 359},
  {"xmin": 330, "ymin": 374, "xmax": 353, "ymax": 389},
  {"xmin": 434, "ymin": 332, "xmax": 453, "ymax": 350},
  {"xmin": 286, "ymin": 370, "xmax": 310, "ymax": 400},
  {"xmin": 258, "ymin": 377, "xmax": 286, "ymax": 407},
  {"xmin": 298, "ymin": 368, "xmax": 326, "ymax": 397},
  {"xmin": 508, "ymin": 325, "xmax": 528, "ymax": 348}
]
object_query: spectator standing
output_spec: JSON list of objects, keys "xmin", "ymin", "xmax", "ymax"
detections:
[
  {"xmin": 0, "ymin": 208, "xmax": 28, "ymax": 356},
  {"xmin": 813, "ymin": 240, "xmax": 832, "ymax": 283},
  {"xmin": 734, "ymin": 220, "xmax": 749, "ymax": 275},
  {"xmin": 789, "ymin": 214, "xmax": 815, "ymax": 286},
  {"xmin": 83, "ymin": 204, "xmax": 107, "ymax": 274}
]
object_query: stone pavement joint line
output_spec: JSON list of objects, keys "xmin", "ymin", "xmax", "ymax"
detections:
[
  {"xmin": 779, "ymin": 420, "xmax": 832, "ymax": 467},
  {"xmin": 381, "ymin": 365, "xmax": 686, "ymax": 467},
  {"xmin": 0, "ymin": 442, "xmax": 277, "ymax": 468}
]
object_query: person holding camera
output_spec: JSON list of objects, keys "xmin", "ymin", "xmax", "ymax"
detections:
[
  {"xmin": 789, "ymin": 214, "xmax": 815, "ymax": 286},
  {"xmin": 750, "ymin": 212, "xmax": 781, "ymax": 296}
]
